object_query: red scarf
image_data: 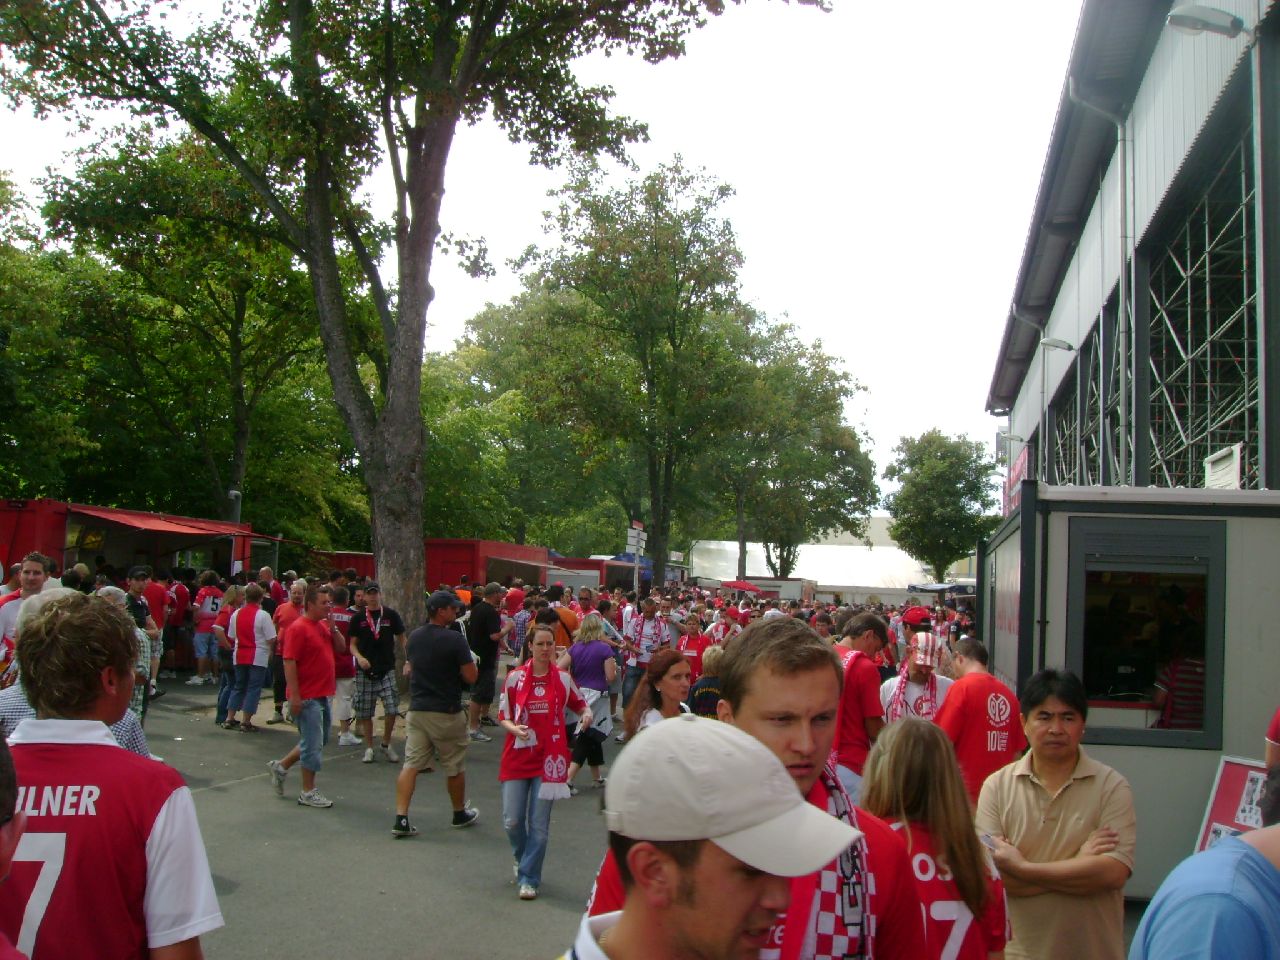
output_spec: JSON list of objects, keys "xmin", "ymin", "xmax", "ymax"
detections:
[
  {"xmin": 774, "ymin": 765, "xmax": 871, "ymax": 960},
  {"xmin": 511, "ymin": 661, "xmax": 574, "ymax": 800},
  {"xmin": 887, "ymin": 634, "xmax": 940, "ymax": 722}
]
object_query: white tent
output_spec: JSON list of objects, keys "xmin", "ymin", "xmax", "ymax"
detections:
[{"xmin": 690, "ymin": 540, "xmax": 930, "ymax": 593}]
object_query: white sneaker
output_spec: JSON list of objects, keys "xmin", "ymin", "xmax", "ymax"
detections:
[
  {"xmin": 468, "ymin": 729, "xmax": 492, "ymax": 743},
  {"xmin": 518, "ymin": 883, "xmax": 537, "ymax": 900},
  {"xmin": 297, "ymin": 789, "xmax": 333, "ymax": 808},
  {"xmin": 380, "ymin": 742, "xmax": 400, "ymax": 762},
  {"xmin": 267, "ymin": 760, "xmax": 287, "ymax": 796},
  {"xmin": 185, "ymin": 675, "xmax": 206, "ymax": 686},
  {"xmin": 158, "ymin": 670, "xmax": 175, "ymax": 680},
  {"xmin": 362, "ymin": 747, "xmax": 375, "ymax": 763},
  {"xmin": 338, "ymin": 732, "xmax": 361, "ymax": 746}
]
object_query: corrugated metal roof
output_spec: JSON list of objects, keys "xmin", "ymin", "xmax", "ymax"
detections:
[{"xmin": 986, "ymin": 0, "xmax": 1171, "ymax": 413}]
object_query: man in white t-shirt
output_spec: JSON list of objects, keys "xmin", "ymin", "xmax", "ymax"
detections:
[{"xmin": 880, "ymin": 630, "xmax": 953, "ymax": 722}]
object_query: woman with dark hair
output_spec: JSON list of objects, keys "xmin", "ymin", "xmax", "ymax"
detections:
[
  {"xmin": 862, "ymin": 717, "xmax": 1008, "ymax": 960},
  {"xmin": 621, "ymin": 648, "xmax": 691, "ymax": 741}
]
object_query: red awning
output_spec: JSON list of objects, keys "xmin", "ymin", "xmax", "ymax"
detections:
[{"xmin": 70, "ymin": 505, "xmax": 243, "ymax": 538}]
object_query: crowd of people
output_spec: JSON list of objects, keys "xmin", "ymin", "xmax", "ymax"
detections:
[{"xmin": 0, "ymin": 552, "xmax": 1276, "ymax": 958}]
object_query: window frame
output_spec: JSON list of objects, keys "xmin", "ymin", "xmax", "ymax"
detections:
[{"xmin": 1065, "ymin": 516, "xmax": 1225, "ymax": 749}]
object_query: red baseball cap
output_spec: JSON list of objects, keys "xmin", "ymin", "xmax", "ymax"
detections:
[{"xmin": 900, "ymin": 605, "xmax": 932, "ymax": 627}]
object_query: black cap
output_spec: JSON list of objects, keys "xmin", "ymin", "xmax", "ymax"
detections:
[
  {"xmin": 127, "ymin": 565, "xmax": 150, "ymax": 579},
  {"xmin": 364, "ymin": 582, "xmax": 380, "ymax": 593},
  {"xmin": 427, "ymin": 589, "xmax": 463, "ymax": 613}
]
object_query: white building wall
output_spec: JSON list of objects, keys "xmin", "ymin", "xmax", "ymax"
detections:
[{"xmin": 1008, "ymin": 1, "xmax": 1264, "ymax": 445}]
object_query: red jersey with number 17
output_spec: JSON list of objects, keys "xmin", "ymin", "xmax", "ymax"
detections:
[
  {"xmin": 0, "ymin": 719, "xmax": 222, "ymax": 959},
  {"xmin": 893, "ymin": 822, "xmax": 1008, "ymax": 960}
]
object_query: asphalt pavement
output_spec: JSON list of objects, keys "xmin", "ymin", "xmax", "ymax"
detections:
[{"xmin": 144, "ymin": 675, "xmax": 610, "ymax": 960}]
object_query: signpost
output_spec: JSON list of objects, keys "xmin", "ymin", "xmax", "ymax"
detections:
[{"xmin": 625, "ymin": 522, "xmax": 647, "ymax": 596}]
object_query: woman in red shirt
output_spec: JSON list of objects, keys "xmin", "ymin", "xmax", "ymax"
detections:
[
  {"xmin": 862, "ymin": 717, "xmax": 1008, "ymax": 960},
  {"xmin": 497, "ymin": 624, "xmax": 590, "ymax": 901}
]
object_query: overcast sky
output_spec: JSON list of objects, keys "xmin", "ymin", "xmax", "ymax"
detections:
[{"xmin": 2, "ymin": 0, "xmax": 1083, "ymax": 486}]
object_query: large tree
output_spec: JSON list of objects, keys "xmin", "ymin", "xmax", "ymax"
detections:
[
  {"xmin": 711, "ymin": 326, "xmax": 876, "ymax": 578},
  {"xmin": 0, "ymin": 0, "xmax": 787, "ymax": 623},
  {"xmin": 43, "ymin": 135, "xmax": 321, "ymax": 519},
  {"xmin": 518, "ymin": 158, "xmax": 751, "ymax": 582},
  {"xmin": 0, "ymin": 177, "xmax": 95, "ymax": 494},
  {"xmin": 883, "ymin": 430, "xmax": 1001, "ymax": 582}
]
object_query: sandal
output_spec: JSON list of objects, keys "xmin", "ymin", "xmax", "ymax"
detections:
[
  {"xmin": 220, "ymin": 721, "xmax": 238, "ymax": 730},
  {"xmin": 240, "ymin": 722, "xmax": 260, "ymax": 733}
]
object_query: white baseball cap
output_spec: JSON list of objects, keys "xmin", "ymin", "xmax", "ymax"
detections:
[{"xmin": 604, "ymin": 715, "xmax": 859, "ymax": 877}]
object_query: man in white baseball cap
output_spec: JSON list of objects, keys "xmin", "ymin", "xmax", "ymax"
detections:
[{"xmin": 560, "ymin": 713, "xmax": 858, "ymax": 960}]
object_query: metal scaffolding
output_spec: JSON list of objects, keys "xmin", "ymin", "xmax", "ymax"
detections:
[
  {"xmin": 1050, "ymin": 368, "xmax": 1080, "ymax": 484},
  {"xmin": 1146, "ymin": 134, "xmax": 1259, "ymax": 489}
]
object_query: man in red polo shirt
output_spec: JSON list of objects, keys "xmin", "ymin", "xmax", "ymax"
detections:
[
  {"xmin": 934, "ymin": 636, "xmax": 1027, "ymax": 804},
  {"xmin": 267, "ymin": 583, "xmax": 346, "ymax": 808}
]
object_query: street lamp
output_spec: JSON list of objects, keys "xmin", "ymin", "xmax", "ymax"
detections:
[
  {"xmin": 1167, "ymin": 5, "xmax": 1254, "ymax": 41},
  {"xmin": 1039, "ymin": 338, "xmax": 1075, "ymax": 481}
]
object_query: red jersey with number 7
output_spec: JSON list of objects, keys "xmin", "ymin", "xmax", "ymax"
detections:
[
  {"xmin": 893, "ymin": 821, "xmax": 1008, "ymax": 960},
  {"xmin": 0, "ymin": 719, "xmax": 223, "ymax": 959}
]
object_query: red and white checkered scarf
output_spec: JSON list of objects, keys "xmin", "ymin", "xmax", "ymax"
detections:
[
  {"xmin": 773, "ymin": 765, "xmax": 872, "ymax": 960},
  {"xmin": 886, "ymin": 633, "xmax": 940, "ymax": 722}
]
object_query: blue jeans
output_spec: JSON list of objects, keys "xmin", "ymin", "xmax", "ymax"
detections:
[
  {"xmin": 621, "ymin": 664, "xmax": 645, "ymax": 707},
  {"xmin": 502, "ymin": 777, "xmax": 554, "ymax": 889},
  {"xmin": 226, "ymin": 664, "xmax": 267, "ymax": 719},
  {"xmin": 215, "ymin": 654, "xmax": 235, "ymax": 724},
  {"xmin": 297, "ymin": 698, "xmax": 332, "ymax": 773}
]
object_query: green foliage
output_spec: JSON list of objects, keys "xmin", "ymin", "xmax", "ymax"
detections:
[
  {"xmin": 0, "ymin": 0, "xmax": 789, "ymax": 620},
  {"xmin": 883, "ymin": 430, "xmax": 1001, "ymax": 581},
  {"xmin": 239, "ymin": 361, "xmax": 368, "ymax": 551},
  {"xmin": 514, "ymin": 158, "xmax": 756, "ymax": 579},
  {"xmin": 420, "ymin": 352, "xmax": 521, "ymax": 541},
  {"xmin": 40, "ymin": 133, "xmax": 323, "ymax": 517},
  {"xmin": 711, "ymin": 324, "xmax": 877, "ymax": 577},
  {"xmin": 0, "ymin": 173, "xmax": 364, "ymax": 550}
]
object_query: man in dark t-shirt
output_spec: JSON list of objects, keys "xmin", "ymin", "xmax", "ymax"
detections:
[
  {"xmin": 348, "ymin": 583, "xmax": 406, "ymax": 763},
  {"xmin": 393, "ymin": 590, "xmax": 479, "ymax": 837},
  {"xmin": 464, "ymin": 583, "xmax": 511, "ymax": 741}
]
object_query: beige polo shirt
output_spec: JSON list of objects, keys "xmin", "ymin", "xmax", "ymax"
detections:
[{"xmin": 975, "ymin": 748, "xmax": 1136, "ymax": 960}]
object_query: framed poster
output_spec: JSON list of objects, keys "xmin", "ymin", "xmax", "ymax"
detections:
[{"xmin": 1195, "ymin": 755, "xmax": 1268, "ymax": 853}]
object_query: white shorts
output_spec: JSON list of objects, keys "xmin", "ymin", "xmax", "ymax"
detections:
[{"xmin": 333, "ymin": 677, "xmax": 355, "ymax": 723}]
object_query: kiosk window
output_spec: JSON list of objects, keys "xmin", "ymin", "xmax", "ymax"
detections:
[
  {"xmin": 1082, "ymin": 570, "xmax": 1207, "ymax": 728},
  {"xmin": 1067, "ymin": 517, "xmax": 1224, "ymax": 749}
]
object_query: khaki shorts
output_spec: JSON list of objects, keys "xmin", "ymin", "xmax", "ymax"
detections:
[{"xmin": 404, "ymin": 709, "xmax": 469, "ymax": 776}]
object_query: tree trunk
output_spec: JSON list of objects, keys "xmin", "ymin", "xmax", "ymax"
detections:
[
  {"xmin": 735, "ymin": 486, "xmax": 748, "ymax": 579},
  {"xmin": 224, "ymin": 291, "xmax": 251, "ymax": 521}
]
